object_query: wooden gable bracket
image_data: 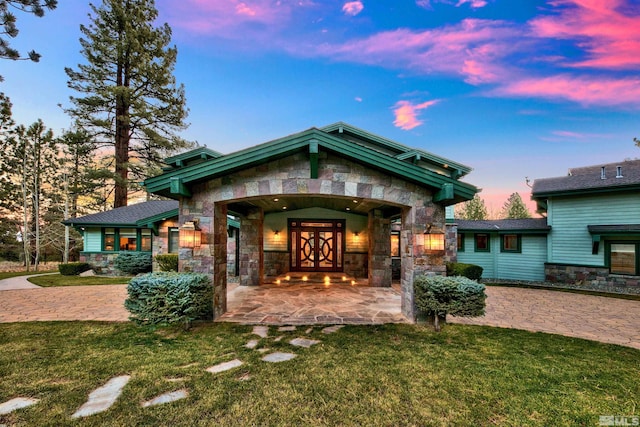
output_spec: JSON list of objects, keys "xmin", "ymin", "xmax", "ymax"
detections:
[
  {"xmin": 433, "ymin": 183, "xmax": 454, "ymax": 203},
  {"xmin": 144, "ymin": 222, "xmax": 160, "ymax": 236},
  {"xmin": 170, "ymin": 177, "xmax": 191, "ymax": 197},
  {"xmin": 309, "ymin": 139, "xmax": 319, "ymax": 179}
]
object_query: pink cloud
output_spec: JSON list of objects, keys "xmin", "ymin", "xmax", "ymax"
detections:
[
  {"xmin": 392, "ymin": 99, "xmax": 439, "ymax": 130},
  {"xmin": 456, "ymin": 0, "xmax": 488, "ymax": 8},
  {"xmin": 312, "ymin": 19, "xmax": 519, "ymax": 84},
  {"xmin": 496, "ymin": 74, "xmax": 640, "ymax": 106},
  {"xmin": 529, "ymin": 0, "xmax": 640, "ymax": 69},
  {"xmin": 342, "ymin": 1, "xmax": 364, "ymax": 16}
]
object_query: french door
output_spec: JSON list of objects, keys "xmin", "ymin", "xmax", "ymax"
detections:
[{"xmin": 289, "ymin": 219, "xmax": 344, "ymax": 272}]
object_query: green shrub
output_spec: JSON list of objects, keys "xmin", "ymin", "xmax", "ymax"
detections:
[
  {"xmin": 114, "ymin": 252, "xmax": 152, "ymax": 275},
  {"xmin": 446, "ymin": 262, "xmax": 483, "ymax": 280},
  {"xmin": 125, "ymin": 272, "xmax": 213, "ymax": 328},
  {"xmin": 155, "ymin": 254, "xmax": 178, "ymax": 272},
  {"xmin": 414, "ymin": 275, "xmax": 486, "ymax": 331},
  {"xmin": 59, "ymin": 262, "xmax": 92, "ymax": 276}
]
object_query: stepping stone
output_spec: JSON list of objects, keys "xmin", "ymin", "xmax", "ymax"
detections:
[
  {"xmin": 278, "ymin": 326, "xmax": 296, "ymax": 332},
  {"xmin": 322, "ymin": 325, "xmax": 344, "ymax": 334},
  {"xmin": 274, "ymin": 336, "xmax": 284, "ymax": 342},
  {"xmin": 206, "ymin": 359, "xmax": 243, "ymax": 374},
  {"xmin": 141, "ymin": 389, "xmax": 188, "ymax": 407},
  {"xmin": 244, "ymin": 339, "xmax": 259, "ymax": 349},
  {"xmin": 305, "ymin": 327, "xmax": 313, "ymax": 334},
  {"xmin": 72, "ymin": 375, "xmax": 131, "ymax": 418},
  {"xmin": 0, "ymin": 397, "xmax": 39, "ymax": 415},
  {"xmin": 257, "ymin": 348, "xmax": 270, "ymax": 353},
  {"xmin": 262, "ymin": 352, "xmax": 297, "ymax": 363},
  {"xmin": 289, "ymin": 338, "xmax": 321, "ymax": 348},
  {"xmin": 252, "ymin": 326, "xmax": 269, "ymax": 338}
]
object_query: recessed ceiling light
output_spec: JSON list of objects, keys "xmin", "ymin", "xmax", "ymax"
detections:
[
  {"xmin": 346, "ymin": 207, "xmax": 351, "ymax": 211},
  {"xmin": 353, "ymin": 200, "xmax": 358, "ymax": 203},
  {"xmin": 282, "ymin": 206, "xmax": 287, "ymax": 210},
  {"xmin": 273, "ymin": 198, "xmax": 279, "ymax": 202}
]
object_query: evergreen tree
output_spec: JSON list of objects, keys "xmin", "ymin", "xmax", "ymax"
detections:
[
  {"xmin": 0, "ymin": 0, "xmax": 57, "ymax": 66},
  {"xmin": 65, "ymin": 0, "xmax": 191, "ymax": 208},
  {"xmin": 501, "ymin": 192, "xmax": 531, "ymax": 219},
  {"xmin": 0, "ymin": 119, "xmax": 60, "ymax": 270},
  {"xmin": 457, "ymin": 194, "xmax": 488, "ymax": 220}
]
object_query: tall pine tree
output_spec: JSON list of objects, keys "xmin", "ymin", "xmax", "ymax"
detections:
[
  {"xmin": 501, "ymin": 192, "xmax": 531, "ymax": 219},
  {"xmin": 457, "ymin": 194, "xmax": 488, "ymax": 220},
  {"xmin": 65, "ymin": 0, "xmax": 190, "ymax": 207}
]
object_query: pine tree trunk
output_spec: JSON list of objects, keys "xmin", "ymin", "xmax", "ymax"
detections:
[{"xmin": 21, "ymin": 149, "xmax": 30, "ymax": 272}]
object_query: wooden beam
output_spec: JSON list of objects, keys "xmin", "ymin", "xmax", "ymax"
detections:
[
  {"xmin": 433, "ymin": 183, "xmax": 454, "ymax": 202},
  {"xmin": 170, "ymin": 177, "xmax": 191, "ymax": 197},
  {"xmin": 309, "ymin": 139, "xmax": 319, "ymax": 179}
]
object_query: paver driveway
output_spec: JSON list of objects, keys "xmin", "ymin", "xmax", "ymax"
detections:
[{"xmin": 0, "ymin": 283, "xmax": 638, "ymax": 349}]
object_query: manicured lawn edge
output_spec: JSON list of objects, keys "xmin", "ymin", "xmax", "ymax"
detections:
[{"xmin": 27, "ymin": 274, "xmax": 131, "ymax": 287}]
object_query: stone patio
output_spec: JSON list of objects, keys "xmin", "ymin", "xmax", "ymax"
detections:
[{"xmin": 218, "ymin": 280, "xmax": 407, "ymax": 325}]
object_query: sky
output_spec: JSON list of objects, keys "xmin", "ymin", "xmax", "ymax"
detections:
[{"xmin": 3, "ymin": 0, "xmax": 640, "ymax": 215}]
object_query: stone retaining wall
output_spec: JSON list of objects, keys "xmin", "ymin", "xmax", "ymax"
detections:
[
  {"xmin": 545, "ymin": 262, "xmax": 640, "ymax": 295},
  {"xmin": 80, "ymin": 252, "xmax": 120, "ymax": 276}
]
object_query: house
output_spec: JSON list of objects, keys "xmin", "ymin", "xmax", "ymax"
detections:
[
  {"xmin": 455, "ymin": 159, "xmax": 640, "ymax": 295},
  {"xmin": 142, "ymin": 122, "xmax": 478, "ymax": 320},
  {"xmin": 63, "ymin": 200, "xmax": 240, "ymax": 275}
]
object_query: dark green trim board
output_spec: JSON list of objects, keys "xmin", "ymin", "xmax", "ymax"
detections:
[
  {"xmin": 474, "ymin": 233, "xmax": 490, "ymax": 252},
  {"xmin": 309, "ymin": 139, "xmax": 319, "ymax": 179},
  {"xmin": 532, "ymin": 184, "xmax": 640, "ymax": 200},
  {"xmin": 145, "ymin": 126, "xmax": 478, "ymax": 205},
  {"xmin": 500, "ymin": 234, "xmax": 522, "ymax": 253}
]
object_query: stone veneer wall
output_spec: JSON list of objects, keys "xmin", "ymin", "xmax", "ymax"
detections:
[
  {"xmin": 264, "ymin": 251, "xmax": 289, "ymax": 277},
  {"xmin": 444, "ymin": 223, "xmax": 458, "ymax": 264},
  {"xmin": 179, "ymin": 150, "xmax": 447, "ymax": 320},
  {"xmin": 80, "ymin": 252, "xmax": 120, "ymax": 276},
  {"xmin": 545, "ymin": 263, "xmax": 640, "ymax": 295},
  {"xmin": 344, "ymin": 253, "xmax": 367, "ymax": 278}
]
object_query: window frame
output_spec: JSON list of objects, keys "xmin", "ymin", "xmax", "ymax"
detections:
[
  {"xmin": 168, "ymin": 227, "xmax": 180, "ymax": 254},
  {"xmin": 474, "ymin": 233, "xmax": 490, "ymax": 252},
  {"xmin": 606, "ymin": 240, "xmax": 640, "ymax": 275},
  {"xmin": 101, "ymin": 227, "xmax": 152, "ymax": 252},
  {"xmin": 457, "ymin": 232, "xmax": 465, "ymax": 252},
  {"xmin": 500, "ymin": 234, "xmax": 522, "ymax": 253}
]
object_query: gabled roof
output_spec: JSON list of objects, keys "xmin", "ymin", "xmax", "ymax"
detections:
[
  {"xmin": 145, "ymin": 123, "xmax": 478, "ymax": 205},
  {"xmin": 163, "ymin": 147, "xmax": 223, "ymax": 169},
  {"xmin": 532, "ymin": 159, "xmax": 640, "ymax": 199},
  {"xmin": 456, "ymin": 218, "xmax": 550, "ymax": 234},
  {"xmin": 62, "ymin": 200, "xmax": 179, "ymax": 228}
]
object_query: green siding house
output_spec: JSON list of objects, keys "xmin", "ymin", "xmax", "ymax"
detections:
[{"xmin": 454, "ymin": 159, "xmax": 640, "ymax": 295}]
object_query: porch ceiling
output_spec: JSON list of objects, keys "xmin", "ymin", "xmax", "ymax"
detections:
[{"xmin": 227, "ymin": 195, "xmax": 403, "ymax": 217}]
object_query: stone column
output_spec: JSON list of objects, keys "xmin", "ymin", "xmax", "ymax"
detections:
[
  {"xmin": 240, "ymin": 207, "xmax": 264, "ymax": 286},
  {"xmin": 400, "ymin": 200, "xmax": 446, "ymax": 321},
  {"xmin": 368, "ymin": 209, "xmax": 391, "ymax": 287},
  {"xmin": 212, "ymin": 203, "xmax": 228, "ymax": 319}
]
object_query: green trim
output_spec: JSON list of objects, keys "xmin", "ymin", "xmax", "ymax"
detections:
[
  {"xmin": 457, "ymin": 232, "xmax": 465, "ymax": 252},
  {"xmin": 500, "ymin": 234, "xmax": 522, "ymax": 253},
  {"xmin": 433, "ymin": 183, "xmax": 454, "ymax": 202},
  {"xmin": 532, "ymin": 184, "xmax": 640, "ymax": 200},
  {"xmin": 321, "ymin": 122, "xmax": 472, "ymax": 177},
  {"xmin": 164, "ymin": 147, "xmax": 223, "ymax": 168},
  {"xmin": 605, "ymin": 240, "xmax": 640, "ymax": 275},
  {"xmin": 457, "ymin": 228, "xmax": 550, "ymax": 235},
  {"xmin": 309, "ymin": 140, "xmax": 319, "ymax": 179},
  {"xmin": 145, "ymin": 128, "xmax": 478, "ymax": 205}
]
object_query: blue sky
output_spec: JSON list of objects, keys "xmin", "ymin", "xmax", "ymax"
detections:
[{"xmin": 3, "ymin": 0, "xmax": 640, "ymax": 213}]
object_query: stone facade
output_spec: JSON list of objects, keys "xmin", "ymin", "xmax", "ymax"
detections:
[
  {"xmin": 178, "ymin": 151, "xmax": 447, "ymax": 321},
  {"xmin": 79, "ymin": 252, "xmax": 120, "ymax": 276},
  {"xmin": 545, "ymin": 263, "xmax": 640, "ymax": 295}
]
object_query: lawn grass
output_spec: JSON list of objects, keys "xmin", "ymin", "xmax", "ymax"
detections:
[
  {"xmin": 27, "ymin": 274, "xmax": 131, "ymax": 287},
  {"xmin": 0, "ymin": 322, "xmax": 637, "ymax": 426}
]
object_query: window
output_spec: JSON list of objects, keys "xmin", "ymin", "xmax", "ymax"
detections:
[
  {"xmin": 102, "ymin": 228, "xmax": 152, "ymax": 252},
  {"xmin": 501, "ymin": 234, "xmax": 521, "ymax": 253},
  {"xmin": 119, "ymin": 228, "xmax": 137, "ymax": 251},
  {"xmin": 168, "ymin": 228, "xmax": 179, "ymax": 254},
  {"xmin": 104, "ymin": 228, "xmax": 115, "ymax": 251},
  {"xmin": 390, "ymin": 232, "xmax": 400, "ymax": 257},
  {"xmin": 457, "ymin": 233, "xmax": 465, "ymax": 252},
  {"xmin": 474, "ymin": 233, "xmax": 490, "ymax": 252},
  {"xmin": 609, "ymin": 243, "xmax": 637, "ymax": 275}
]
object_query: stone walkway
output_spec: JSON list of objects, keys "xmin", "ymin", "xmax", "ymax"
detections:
[
  {"xmin": 0, "ymin": 281, "xmax": 638, "ymax": 349},
  {"xmin": 219, "ymin": 282, "xmax": 407, "ymax": 325},
  {"xmin": 449, "ymin": 287, "xmax": 640, "ymax": 350}
]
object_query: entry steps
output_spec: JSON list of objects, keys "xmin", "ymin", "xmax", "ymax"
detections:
[{"xmin": 268, "ymin": 272, "xmax": 365, "ymax": 286}]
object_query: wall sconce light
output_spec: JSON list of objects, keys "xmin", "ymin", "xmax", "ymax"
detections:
[
  {"xmin": 424, "ymin": 225, "xmax": 445, "ymax": 254},
  {"xmin": 179, "ymin": 221, "xmax": 202, "ymax": 248},
  {"xmin": 353, "ymin": 231, "xmax": 360, "ymax": 242},
  {"xmin": 274, "ymin": 230, "xmax": 280, "ymax": 238}
]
